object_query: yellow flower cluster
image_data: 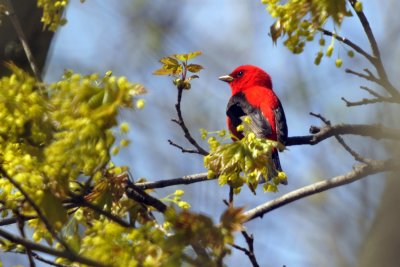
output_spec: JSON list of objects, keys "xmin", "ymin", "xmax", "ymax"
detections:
[
  {"xmin": 0, "ymin": 65, "xmax": 144, "ymax": 228},
  {"xmin": 37, "ymin": 0, "xmax": 69, "ymax": 31}
]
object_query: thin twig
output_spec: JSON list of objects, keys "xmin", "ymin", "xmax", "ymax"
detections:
[
  {"xmin": 3, "ymin": 0, "xmax": 42, "ymax": 82},
  {"xmin": 317, "ymin": 28, "xmax": 373, "ymax": 62},
  {"xmin": 359, "ymin": 86, "xmax": 385, "ymax": 98},
  {"xmin": 0, "ymin": 228, "xmax": 107, "ymax": 267},
  {"xmin": 170, "ymin": 86, "xmax": 208, "ymax": 155},
  {"xmin": 341, "ymin": 96, "xmax": 399, "ymax": 107},
  {"xmin": 345, "ymin": 68, "xmax": 380, "ymax": 83},
  {"xmin": 65, "ymin": 196, "xmax": 133, "ymax": 228},
  {"xmin": 286, "ymin": 123, "xmax": 400, "ymax": 146},
  {"xmin": 348, "ymin": 0, "xmax": 399, "ymax": 97},
  {"xmin": 168, "ymin": 139, "xmax": 203, "ymax": 154},
  {"xmin": 244, "ymin": 158, "xmax": 398, "ymax": 221},
  {"xmin": 310, "ymin": 113, "xmax": 371, "ymax": 163},
  {"xmin": 11, "ymin": 251, "xmax": 68, "ymax": 267},
  {"xmin": 15, "ymin": 210, "xmax": 36, "ymax": 267},
  {"xmin": 125, "ymin": 181, "xmax": 167, "ymax": 212},
  {"xmin": 134, "ymin": 172, "xmax": 212, "ymax": 190}
]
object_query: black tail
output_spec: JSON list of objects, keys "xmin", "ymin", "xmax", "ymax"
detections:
[
  {"xmin": 258, "ymin": 151, "xmax": 287, "ymax": 185},
  {"xmin": 271, "ymin": 150, "xmax": 287, "ymax": 185}
]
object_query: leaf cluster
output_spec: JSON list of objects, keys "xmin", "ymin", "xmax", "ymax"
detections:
[
  {"xmin": 263, "ymin": 0, "xmax": 358, "ymax": 65},
  {"xmin": 153, "ymin": 51, "xmax": 203, "ymax": 90},
  {"xmin": 203, "ymin": 125, "xmax": 287, "ymax": 194}
]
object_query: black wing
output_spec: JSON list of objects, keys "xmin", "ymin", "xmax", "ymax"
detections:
[
  {"xmin": 226, "ymin": 92, "xmax": 273, "ymax": 139},
  {"xmin": 274, "ymin": 99, "xmax": 288, "ymax": 145}
]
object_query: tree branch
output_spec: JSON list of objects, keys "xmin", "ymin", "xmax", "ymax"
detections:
[
  {"xmin": 243, "ymin": 159, "xmax": 398, "ymax": 221},
  {"xmin": 0, "ymin": 228, "xmax": 106, "ymax": 267},
  {"xmin": 285, "ymin": 123, "xmax": 400, "ymax": 146},
  {"xmin": 310, "ymin": 112, "xmax": 372, "ymax": 163},
  {"xmin": 348, "ymin": 0, "xmax": 399, "ymax": 97},
  {"xmin": 3, "ymin": 0, "xmax": 42, "ymax": 82},
  {"xmin": 170, "ymin": 86, "xmax": 208, "ymax": 156},
  {"xmin": 317, "ymin": 28, "xmax": 373, "ymax": 62},
  {"xmin": 134, "ymin": 172, "xmax": 213, "ymax": 190},
  {"xmin": 125, "ymin": 181, "xmax": 167, "ymax": 212},
  {"xmin": 230, "ymin": 231, "xmax": 260, "ymax": 267}
]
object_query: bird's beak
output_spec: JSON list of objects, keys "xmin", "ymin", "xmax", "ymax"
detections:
[{"xmin": 218, "ymin": 75, "xmax": 233, "ymax": 83}]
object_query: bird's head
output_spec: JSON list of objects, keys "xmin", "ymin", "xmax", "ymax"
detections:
[{"xmin": 219, "ymin": 65, "xmax": 273, "ymax": 95}]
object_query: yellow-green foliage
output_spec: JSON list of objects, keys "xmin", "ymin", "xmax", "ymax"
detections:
[
  {"xmin": 263, "ymin": 0, "xmax": 354, "ymax": 59},
  {"xmin": 203, "ymin": 126, "xmax": 287, "ymax": 194},
  {"xmin": 0, "ymin": 64, "xmax": 244, "ymax": 266},
  {"xmin": 37, "ymin": 0, "xmax": 69, "ymax": 31},
  {"xmin": 0, "ymin": 64, "xmax": 143, "ymax": 235}
]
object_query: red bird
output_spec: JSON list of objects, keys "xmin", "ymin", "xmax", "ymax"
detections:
[{"xmin": 219, "ymin": 65, "xmax": 288, "ymax": 183}]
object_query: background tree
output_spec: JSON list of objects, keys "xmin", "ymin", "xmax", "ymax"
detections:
[{"xmin": 0, "ymin": 1, "xmax": 399, "ymax": 266}]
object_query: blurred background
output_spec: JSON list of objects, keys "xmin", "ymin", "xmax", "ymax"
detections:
[{"xmin": 2, "ymin": 0, "xmax": 400, "ymax": 266}]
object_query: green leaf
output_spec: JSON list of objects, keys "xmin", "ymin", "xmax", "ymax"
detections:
[
  {"xmin": 160, "ymin": 56, "xmax": 180, "ymax": 67},
  {"xmin": 186, "ymin": 64, "xmax": 204, "ymax": 73},
  {"xmin": 153, "ymin": 68, "xmax": 175, "ymax": 76},
  {"xmin": 37, "ymin": 191, "xmax": 68, "ymax": 229},
  {"xmin": 174, "ymin": 51, "xmax": 202, "ymax": 61}
]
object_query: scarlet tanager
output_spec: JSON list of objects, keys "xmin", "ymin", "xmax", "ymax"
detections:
[{"xmin": 219, "ymin": 65, "xmax": 288, "ymax": 184}]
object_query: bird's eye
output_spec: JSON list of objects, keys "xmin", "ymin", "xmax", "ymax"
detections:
[{"xmin": 237, "ymin": 71, "xmax": 244, "ymax": 77}]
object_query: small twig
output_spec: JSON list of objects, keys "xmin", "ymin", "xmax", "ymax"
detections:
[
  {"xmin": 0, "ymin": 214, "xmax": 35, "ymax": 226},
  {"xmin": 125, "ymin": 181, "xmax": 167, "ymax": 212},
  {"xmin": 286, "ymin": 123, "xmax": 400, "ymax": 146},
  {"xmin": 345, "ymin": 68, "xmax": 379, "ymax": 83},
  {"xmin": 244, "ymin": 158, "xmax": 398, "ymax": 221},
  {"xmin": 359, "ymin": 86, "xmax": 385, "ymax": 98},
  {"xmin": 3, "ymin": 0, "xmax": 42, "ymax": 82},
  {"xmin": 168, "ymin": 139, "xmax": 202, "ymax": 154},
  {"xmin": 15, "ymin": 210, "xmax": 35, "ymax": 267},
  {"xmin": 348, "ymin": 0, "xmax": 399, "ymax": 97},
  {"xmin": 230, "ymin": 231, "xmax": 260, "ymax": 267},
  {"xmin": 317, "ymin": 28, "xmax": 373, "ymax": 62},
  {"xmin": 229, "ymin": 186, "xmax": 234, "ymax": 205},
  {"xmin": 335, "ymin": 134, "xmax": 371, "ymax": 163},
  {"xmin": 134, "ymin": 172, "xmax": 213, "ymax": 190},
  {"xmin": 0, "ymin": 228, "xmax": 106, "ymax": 267},
  {"xmin": 65, "ymin": 196, "xmax": 133, "ymax": 228},
  {"xmin": 11, "ymin": 251, "xmax": 68, "ymax": 267},
  {"xmin": 170, "ymin": 87, "xmax": 208, "ymax": 156},
  {"xmin": 310, "ymin": 113, "xmax": 372, "ymax": 163},
  {"xmin": 341, "ymin": 96, "xmax": 399, "ymax": 107}
]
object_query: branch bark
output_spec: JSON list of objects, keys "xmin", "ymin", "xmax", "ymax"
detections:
[
  {"xmin": 286, "ymin": 123, "xmax": 400, "ymax": 146},
  {"xmin": 243, "ymin": 159, "xmax": 398, "ymax": 222}
]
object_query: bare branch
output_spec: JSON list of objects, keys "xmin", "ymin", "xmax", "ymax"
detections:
[
  {"xmin": 345, "ymin": 68, "xmax": 379, "ymax": 83},
  {"xmin": 125, "ymin": 181, "xmax": 167, "ymax": 212},
  {"xmin": 310, "ymin": 113, "xmax": 372, "ymax": 163},
  {"xmin": 15, "ymin": 210, "xmax": 35, "ymax": 267},
  {"xmin": 0, "ymin": 228, "xmax": 106, "ymax": 267},
  {"xmin": 348, "ymin": 0, "xmax": 399, "ymax": 97},
  {"xmin": 317, "ymin": 28, "xmax": 373, "ymax": 62},
  {"xmin": 65, "ymin": 197, "xmax": 134, "ymax": 228},
  {"xmin": 359, "ymin": 86, "xmax": 385, "ymax": 98},
  {"xmin": 244, "ymin": 159, "xmax": 398, "ymax": 221},
  {"xmin": 170, "ymin": 87, "xmax": 208, "ymax": 156},
  {"xmin": 168, "ymin": 139, "xmax": 203, "ymax": 154},
  {"xmin": 135, "ymin": 172, "xmax": 213, "ymax": 190},
  {"xmin": 3, "ymin": 0, "xmax": 42, "ymax": 82},
  {"xmin": 286, "ymin": 123, "xmax": 400, "ymax": 146}
]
